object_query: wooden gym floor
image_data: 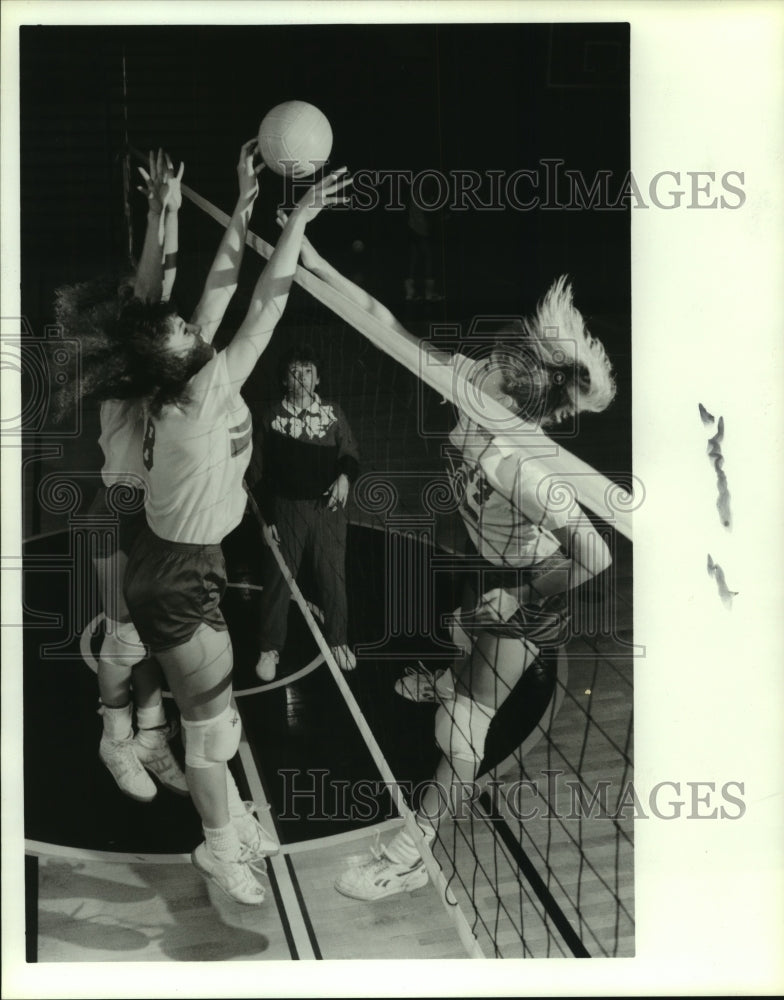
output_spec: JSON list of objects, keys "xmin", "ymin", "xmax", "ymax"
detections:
[{"xmin": 22, "ymin": 514, "xmax": 634, "ymax": 962}]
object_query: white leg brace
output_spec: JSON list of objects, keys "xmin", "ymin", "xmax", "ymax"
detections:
[
  {"xmin": 434, "ymin": 693, "xmax": 494, "ymax": 768},
  {"xmin": 182, "ymin": 704, "xmax": 242, "ymax": 769}
]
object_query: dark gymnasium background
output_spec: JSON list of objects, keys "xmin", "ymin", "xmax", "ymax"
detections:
[{"xmin": 20, "ymin": 22, "xmax": 631, "ymax": 537}]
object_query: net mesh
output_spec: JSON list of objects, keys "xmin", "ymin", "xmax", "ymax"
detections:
[{"xmin": 224, "ymin": 199, "xmax": 635, "ymax": 958}]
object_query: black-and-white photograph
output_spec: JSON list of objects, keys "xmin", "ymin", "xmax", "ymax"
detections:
[{"xmin": 2, "ymin": 2, "xmax": 782, "ymax": 997}]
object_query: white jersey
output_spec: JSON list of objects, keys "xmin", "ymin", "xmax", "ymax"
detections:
[
  {"xmin": 98, "ymin": 399, "xmax": 146, "ymax": 488},
  {"xmin": 446, "ymin": 353, "xmax": 567, "ymax": 567},
  {"xmin": 141, "ymin": 351, "xmax": 252, "ymax": 544}
]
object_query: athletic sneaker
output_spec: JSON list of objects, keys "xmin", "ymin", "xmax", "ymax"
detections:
[
  {"xmin": 394, "ymin": 662, "xmax": 448, "ymax": 703},
  {"xmin": 234, "ymin": 801, "xmax": 279, "ymax": 864},
  {"xmin": 99, "ymin": 737, "xmax": 157, "ymax": 803},
  {"xmin": 191, "ymin": 842, "xmax": 266, "ymax": 906},
  {"xmin": 334, "ymin": 829, "xmax": 430, "ymax": 901},
  {"xmin": 331, "ymin": 645, "xmax": 356, "ymax": 672},
  {"xmin": 255, "ymin": 649, "xmax": 279, "ymax": 683},
  {"xmin": 133, "ymin": 731, "xmax": 189, "ymax": 796}
]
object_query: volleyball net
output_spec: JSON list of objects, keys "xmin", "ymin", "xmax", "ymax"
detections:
[{"xmin": 174, "ymin": 172, "xmax": 636, "ymax": 959}]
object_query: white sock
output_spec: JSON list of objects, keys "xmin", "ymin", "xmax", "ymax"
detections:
[
  {"xmin": 100, "ymin": 703, "xmax": 133, "ymax": 742},
  {"xmin": 386, "ymin": 820, "xmax": 435, "ymax": 864},
  {"xmin": 204, "ymin": 821, "xmax": 241, "ymax": 860},
  {"xmin": 135, "ymin": 702, "xmax": 167, "ymax": 748}
]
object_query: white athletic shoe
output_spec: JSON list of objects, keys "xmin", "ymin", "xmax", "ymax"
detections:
[
  {"xmin": 99, "ymin": 737, "xmax": 157, "ymax": 803},
  {"xmin": 234, "ymin": 802, "xmax": 280, "ymax": 865},
  {"xmin": 331, "ymin": 645, "xmax": 357, "ymax": 672},
  {"xmin": 255, "ymin": 649, "xmax": 279, "ymax": 682},
  {"xmin": 334, "ymin": 831, "xmax": 430, "ymax": 901},
  {"xmin": 133, "ymin": 731, "xmax": 189, "ymax": 796},
  {"xmin": 394, "ymin": 662, "xmax": 450, "ymax": 703},
  {"xmin": 191, "ymin": 842, "xmax": 266, "ymax": 906}
]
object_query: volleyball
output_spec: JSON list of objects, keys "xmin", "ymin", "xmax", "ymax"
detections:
[{"xmin": 258, "ymin": 101, "xmax": 333, "ymax": 179}]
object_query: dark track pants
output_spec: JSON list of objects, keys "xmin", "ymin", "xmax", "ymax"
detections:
[{"xmin": 258, "ymin": 497, "xmax": 348, "ymax": 653}]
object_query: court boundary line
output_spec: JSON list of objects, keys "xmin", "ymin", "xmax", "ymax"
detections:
[
  {"xmin": 243, "ymin": 491, "xmax": 486, "ymax": 960},
  {"xmin": 233, "ymin": 696, "xmax": 318, "ymax": 960},
  {"xmin": 24, "ymin": 818, "xmax": 408, "ymax": 867}
]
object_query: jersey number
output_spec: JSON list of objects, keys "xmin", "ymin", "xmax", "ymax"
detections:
[
  {"xmin": 142, "ymin": 417, "xmax": 155, "ymax": 471},
  {"xmin": 445, "ymin": 448, "xmax": 494, "ymax": 526}
]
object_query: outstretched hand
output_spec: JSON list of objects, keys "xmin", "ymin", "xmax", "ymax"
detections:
[
  {"xmin": 293, "ymin": 167, "xmax": 353, "ymax": 225},
  {"xmin": 138, "ymin": 148, "xmax": 176, "ymax": 214},
  {"xmin": 160, "ymin": 156, "xmax": 184, "ymax": 213},
  {"xmin": 238, "ymin": 137, "xmax": 264, "ymax": 203},
  {"xmin": 138, "ymin": 148, "xmax": 184, "ymax": 242}
]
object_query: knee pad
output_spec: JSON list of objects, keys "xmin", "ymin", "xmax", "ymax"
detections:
[
  {"xmin": 182, "ymin": 704, "xmax": 242, "ymax": 769},
  {"xmin": 434, "ymin": 694, "xmax": 494, "ymax": 767},
  {"xmin": 100, "ymin": 617, "xmax": 147, "ymax": 669}
]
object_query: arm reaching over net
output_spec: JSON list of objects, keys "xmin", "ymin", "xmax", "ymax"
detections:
[
  {"xmin": 276, "ymin": 210, "xmax": 410, "ymax": 339},
  {"xmin": 223, "ymin": 169, "xmax": 352, "ymax": 389},
  {"xmin": 189, "ymin": 139, "xmax": 264, "ymax": 343},
  {"xmin": 134, "ymin": 148, "xmax": 177, "ymax": 303},
  {"xmin": 160, "ymin": 154, "xmax": 183, "ymax": 303}
]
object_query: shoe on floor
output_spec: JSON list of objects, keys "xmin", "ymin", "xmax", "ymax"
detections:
[
  {"xmin": 334, "ymin": 829, "xmax": 430, "ymax": 901},
  {"xmin": 255, "ymin": 649, "xmax": 279, "ymax": 682},
  {"xmin": 191, "ymin": 842, "xmax": 266, "ymax": 906},
  {"xmin": 134, "ymin": 730, "xmax": 189, "ymax": 796},
  {"xmin": 99, "ymin": 737, "xmax": 157, "ymax": 803},
  {"xmin": 234, "ymin": 801, "xmax": 280, "ymax": 863}
]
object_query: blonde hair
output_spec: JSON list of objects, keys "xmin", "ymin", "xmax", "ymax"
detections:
[{"xmin": 497, "ymin": 275, "xmax": 617, "ymax": 419}]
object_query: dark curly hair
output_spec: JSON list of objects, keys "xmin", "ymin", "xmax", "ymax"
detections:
[
  {"xmin": 116, "ymin": 297, "xmax": 213, "ymax": 416},
  {"xmin": 51, "ymin": 277, "xmax": 210, "ymax": 420}
]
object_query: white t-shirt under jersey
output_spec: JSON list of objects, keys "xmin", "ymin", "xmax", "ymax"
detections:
[
  {"xmin": 99, "ymin": 399, "xmax": 145, "ymax": 488},
  {"xmin": 446, "ymin": 354, "xmax": 567, "ymax": 567},
  {"xmin": 140, "ymin": 351, "xmax": 253, "ymax": 545}
]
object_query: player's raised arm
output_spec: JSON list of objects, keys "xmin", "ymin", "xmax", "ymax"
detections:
[
  {"xmin": 189, "ymin": 139, "xmax": 264, "ymax": 343},
  {"xmin": 134, "ymin": 148, "xmax": 175, "ymax": 303},
  {"xmin": 277, "ymin": 210, "xmax": 411, "ymax": 339},
  {"xmin": 223, "ymin": 168, "xmax": 351, "ymax": 389},
  {"xmin": 160, "ymin": 154, "xmax": 184, "ymax": 303}
]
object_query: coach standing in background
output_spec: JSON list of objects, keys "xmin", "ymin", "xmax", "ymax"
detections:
[{"xmin": 250, "ymin": 340, "xmax": 360, "ymax": 682}]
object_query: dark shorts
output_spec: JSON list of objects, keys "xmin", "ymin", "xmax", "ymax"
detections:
[
  {"xmin": 123, "ymin": 525, "xmax": 228, "ymax": 653},
  {"xmin": 88, "ymin": 485, "xmax": 147, "ymax": 558}
]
